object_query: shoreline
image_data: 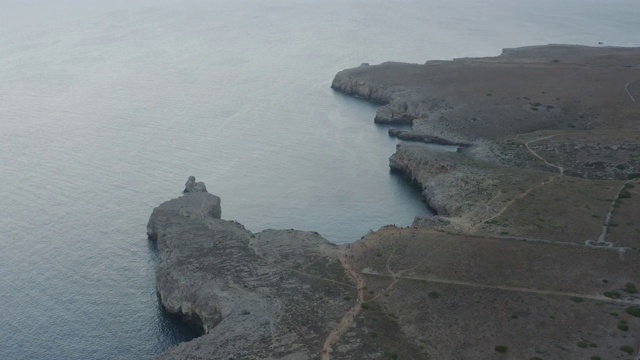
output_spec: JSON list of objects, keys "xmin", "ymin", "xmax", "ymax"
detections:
[{"xmin": 149, "ymin": 44, "xmax": 640, "ymax": 359}]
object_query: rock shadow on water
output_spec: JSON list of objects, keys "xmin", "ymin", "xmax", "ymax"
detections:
[
  {"xmin": 389, "ymin": 166, "xmax": 438, "ymax": 216},
  {"xmin": 147, "ymin": 238, "xmax": 203, "ymax": 352}
]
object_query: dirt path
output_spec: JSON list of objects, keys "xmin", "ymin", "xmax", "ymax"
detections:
[
  {"xmin": 478, "ymin": 173, "xmax": 557, "ymax": 228},
  {"xmin": 473, "ymin": 133, "xmax": 565, "ymax": 228},
  {"xmin": 522, "ymin": 134, "xmax": 566, "ymax": 175},
  {"xmin": 598, "ymin": 180, "xmax": 633, "ymax": 244},
  {"xmin": 246, "ymin": 238, "xmax": 365, "ymax": 358},
  {"xmin": 625, "ymin": 77, "xmax": 640, "ymax": 103},
  {"xmin": 321, "ymin": 250, "xmax": 366, "ymax": 359},
  {"xmin": 321, "ymin": 243, "xmax": 427, "ymax": 357},
  {"xmin": 360, "ymin": 269, "xmax": 640, "ymax": 305}
]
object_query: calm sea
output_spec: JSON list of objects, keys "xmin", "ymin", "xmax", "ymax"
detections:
[{"xmin": 1, "ymin": 0, "xmax": 638, "ymax": 358}]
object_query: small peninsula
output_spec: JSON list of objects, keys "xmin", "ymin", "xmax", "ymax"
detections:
[{"xmin": 148, "ymin": 45, "xmax": 640, "ymax": 359}]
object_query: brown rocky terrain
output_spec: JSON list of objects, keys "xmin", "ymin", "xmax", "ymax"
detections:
[{"xmin": 149, "ymin": 45, "xmax": 640, "ymax": 359}]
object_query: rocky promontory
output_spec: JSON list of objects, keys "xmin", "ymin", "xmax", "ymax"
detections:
[
  {"xmin": 147, "ymin": 177, "xmax": 353, "ymax": 359},
  {"xmin": 332, "ymin": 44, "xmax": 640, "ymax": 145},
  {"xmin": 149, "ymin": 45, "xmax": 640, "ymax": 359}
]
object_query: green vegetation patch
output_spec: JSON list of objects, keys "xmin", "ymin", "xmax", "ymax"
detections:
[
  {"xmin": 385, "ymin": 352, "xmax": 398, "ymax": 360},
  {"xmin": 577, "ymin": 341, "xmax": 589, "ymax": 348},
  {"xmin": 494, "ymin": 345, "xmax": 508, "ymax": 353},
  {"xmin": 570, "ymin": 296, "xmax": 584, "ymax": 303},
  {"xmin": 618, "ymin": 320, "xmax": 629, "ymax": 331},
  {"xmin": 603, "ymin": 290, "xmax": 621, "ymax": 299},
  {"xmin": 620, "ymin": 345, "xmax": 634, "ymax": 354},
  {"xmin": 624, "ymin": 283, "xmax": 637, "ymax": 294},
  {"xmin": 619, "ymin": 190, "xmax": 632, "ymax": 199},
  {"xmin": 626, "ymin": 306, "xmax": 640, "ymax": 317}
]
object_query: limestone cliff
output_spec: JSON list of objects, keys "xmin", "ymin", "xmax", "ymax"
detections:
[
  {"xmin": 147, "ymin": 45, "xmax": 640, "ymax": 359},
  {"xmin": 147, "ymin": 177, "xmax": 353, "ymax": 359},
  {"xmin": 332, "ymin": 44, "xmax": 640, "ymax": 145}
]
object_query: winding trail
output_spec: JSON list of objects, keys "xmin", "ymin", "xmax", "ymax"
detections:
[
  {"xmin": 321, "ymin": 250, "xmax": 366, "ymax": 359},
  {"xmin": 246, "ymin": 238, "xmax": 365, "ymax": 358},
  {"xmin": 522, "ymin": 134, "xmax": 566, "ymax": 175},
  {"xmin": 321, "ymin": 241, "xmax": 451, "ymax": 358},
  {"xmin": 624, "ymin": 77, "xmax": 640, "ymax": 103},
  {"xmin": 478, "ymin": 173, "xmax": 557, "ymax": 228},
  {"xmin": 598, "ymin": 180, "xmax": 634, "ymax": 244},
  {"xmin": 321, "ymin": 131, "xmax": 636, "ymax": 357},
  {"xmin": 246, "ymin": 236, "xmax": 362, "ymax": 354},
  {"xmin": 360, "ymin": 270, "xmax": 640, "ymax": 305},
  {"xmin": 473, "ymin": 133, "xmax": 565, "ymax": 228}
]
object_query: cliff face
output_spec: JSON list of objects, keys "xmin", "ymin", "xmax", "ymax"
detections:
[
  {"xmin": 147, "ymin": 176, "xmax": 640, "ymax": 360},
  {"xmin": 147, "ymin": 178, "xmax": 353, "ymax": 359},
  {"xmin": 332, "ymin": 45, "xmax": 640, "ymax": 145},
  {"xmin": 326, "ymin": 46, "xmax": 640, "ymax": 360},
  {"xmin": 331, "ymin": 63, "xmax": 445, "ymax": 127},
  {"xmin": 389, "ymin": 144, "xmax": 497, "ymax": 218},
  {"xmin": 146, "ymin": 46, "xmax": 640, "ymax": 360}
]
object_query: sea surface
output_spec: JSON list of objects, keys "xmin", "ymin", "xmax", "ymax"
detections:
[{"xmin": 1, "ymin": 0, "xmax": 638, "ymax": 358}]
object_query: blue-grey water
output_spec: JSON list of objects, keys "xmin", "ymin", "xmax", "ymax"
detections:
[{"xmin": 1, "ymin": 0, "xmax": 639, "ymax": 359}]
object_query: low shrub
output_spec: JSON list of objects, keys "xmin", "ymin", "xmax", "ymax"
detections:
[
  {"xmin": 626, "ymin": 306, "xmax": 640, "ymax": 317},
  {"xmin": 619, "ymin": 190, "xmax": 632, "ymax": 199},
  {"xmin": 603, "ymin": 291, "xmax": 621, "ymax": 299},
  {"xmin": 624, "ymin": 283, "xmax": 637, "ymax": 294},
  {"xmin": 494, "ymin": 345, "xmax": 508, "ymax": 353},
  {"xmin": 618, "ymin": 320, "xmax": 629, "ymax": 331},
  {"xmin": 620, "ymin": 345, "xmax": 634, "ymax": 354}
]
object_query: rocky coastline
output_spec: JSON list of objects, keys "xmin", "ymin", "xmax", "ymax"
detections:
[
  {"xmin": 149, "ymin": 45, "xmax": 640, "ymax": 359},
  {"xmin": 147, "ymin": 177, "xmax": 352, "ymax": 359}
]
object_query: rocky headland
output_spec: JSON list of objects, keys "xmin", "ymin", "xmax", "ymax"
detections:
[
  {"xmin": 147, "ymin": 177, "xmax": 352, "ymax": 359},
  {"xmin": 149, "ymin": 45, "xmax": 640, "ymax": 359}
]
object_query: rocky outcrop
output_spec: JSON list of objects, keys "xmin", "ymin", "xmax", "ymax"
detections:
[
  {"xmin": 146, "ymin": 189, "xmax": 220, "ymax": 242},
  {"xmin": 146, "ymin": 46, "xmax": 640, "ymax": 360},
  {"xmin": 148, "ymin": 178, "xmax": 353, "ymax": 359},
  {"xmin": 389, "ymin": 144, "xmax": 499, "ymax": 218},
  {"xmin": 183, "ymin": 175, "xmax": 208, "ymax": 193},
  {"xmin": 331, "ymin": 63, "xmax": 443, "ymax": 126},
  {"xmin": 388, "ymin": 127, "xmax": 460, "ymax": 145},
  {"xmin": 332, "ymin": 45, "xmax": 640, "ymax": 146},
  {"xmin": 527, "ymin": 141, "xmax": 640, "ymax": 180}
]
